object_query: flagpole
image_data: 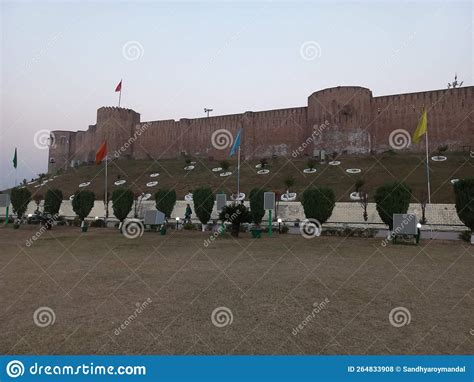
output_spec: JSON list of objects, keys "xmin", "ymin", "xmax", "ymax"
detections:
[
  {"xmin": 118, "ymin": 89, "xmax": 122, "ymax": 107},
  {"xmin": 105, "ymin": 154, "xmax": 108, "ymax": 224},
  {"xmin": 425, "ymin": 127, "xmax": 431, "ymax": 204},
  {"xmin": 237, "ymin": 146, "xmax": 241, "ymax": 197}
]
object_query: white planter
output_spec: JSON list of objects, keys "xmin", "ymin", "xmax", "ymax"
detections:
[
  {"xmin": 431, "ymin": 156, "xmax": 447, "ymax": 162},
  {"xmin": 220, "ymin": 171, "xmax": 232, "ymax": 177},
  {"xmin": 146, "ymin": 181, "xmax": 158, "ymax": 187},
  {"xmin": 150, "ymin": 173, "xmax": 160, "ymax": 177},
  {"xmin": 231, "ymin": 192, "xmax": 245, "ymax": 201},
  {"xmin": 303, "ymin": 168, "xmax": 317, "ymax": 174},
  {"xmin": 114, "ymin": 180, "xmax": 126, "ymax": 186},
  {"xmin": 281, "ymin": 192, "xmax": 297, "ymax": 201},
  {"xmin": 350, "ymin": 192, "xmax": 362, "ymax": 201},
  {"xmin": 184, "ymin": 165, "xmax": 195, "ymax": 171},
  {"xmin": 346, "ymin": 168, "xmax": 361, "ymax": 174},
  {"xmin": 329, "ymin": 160, "xmax": 341, "ymax": 166},
  {"xmin": 79, "ymin": 182, "xmax": 91, "ymax": 187},
  {"xmin": 212, "ymin": 167, "xmax": 222, "ymax": 172},
  {"xmin": 185, "ymin": 193, "xmax": 193, "ymax": 202},
  {"xmin": 257, "ymin": 169, "xmax": 270, "ymax": 175},
  {"xmin": 471, "ymin": 233, "xmax": 474, "ymax": 245}
]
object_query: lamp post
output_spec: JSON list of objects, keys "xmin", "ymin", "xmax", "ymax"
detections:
[
  {"xmin": 277, "ymin": 218, "xmax": 282, "ymax": 234},
  {"xmin": 204, "ymin": 108, "xmax": 213, "ymax": 117},
  {"xmin": 176, "ymin": 216, "xmax": 180, "ymax": 230}
]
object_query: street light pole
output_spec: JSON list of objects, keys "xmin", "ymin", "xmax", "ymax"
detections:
[{"xmin": 204, "ymin": 108, "xmax": 213, "ymax": 117}]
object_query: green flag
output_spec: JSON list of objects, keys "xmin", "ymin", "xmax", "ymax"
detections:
[{"xmin": 13, "ymin": 148, "xmax": 17, "ymax": 169}]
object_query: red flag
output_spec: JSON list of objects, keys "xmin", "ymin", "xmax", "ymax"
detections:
[
  {"xmin": 95, "ymin": 141, "xmax": 107, "ymax": 164},
  {"xmin": 115, "ymin": 80, "xmax": 122, "ymax": 92}
]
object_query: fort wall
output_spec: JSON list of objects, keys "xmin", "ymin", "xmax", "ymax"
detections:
[{"xmin": 48, "ymin": 86, "xmax": 473, "ymax": 172}]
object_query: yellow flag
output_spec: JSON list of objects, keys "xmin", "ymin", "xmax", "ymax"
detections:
[{"xmin": 412, "ymin": 109, "xmax": 427, "ymax": 144}]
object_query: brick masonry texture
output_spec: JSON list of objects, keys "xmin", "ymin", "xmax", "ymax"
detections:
[{"xmin": 48, "ymin": 86, "xmax": 474, "ymax": 172}]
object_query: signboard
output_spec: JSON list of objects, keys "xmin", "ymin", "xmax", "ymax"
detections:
[
  {"xmin": 393, "ymin": 214, "xmax": 418, "ymax": 235},
  {"xmin": 263, "ymin": 192, "xmax": 275, "ymax": 210},
  {"xmin": 216, "ymin": 194, "xmax": 227, "ymax": 211},
  {"xmin": 0, "ymin": 194, "xmax": 10, "ymax": 208},
  {"xmin": 144, "ymin": 210, "xmax": 166, "ymax": 225}
]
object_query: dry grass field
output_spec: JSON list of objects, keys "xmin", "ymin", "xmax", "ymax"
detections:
[
  {"xmin": 0, "ymin": 225, "xmax": 472, "ymax": 355},
  {"xmin": 11, "ymin": 152, "xmax": 474, "ymax": 203}
]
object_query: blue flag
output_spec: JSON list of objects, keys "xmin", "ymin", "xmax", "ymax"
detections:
[{"xmin": 229, "ymin": 128, "xmax": 242, "ymax": 156}]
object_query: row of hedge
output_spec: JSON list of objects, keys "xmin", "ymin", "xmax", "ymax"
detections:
[{"xmin": 5, "ymin": 179, "xmax": 474, "ymax": 235}]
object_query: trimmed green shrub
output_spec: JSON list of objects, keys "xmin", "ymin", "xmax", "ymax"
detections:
[
  {"xmin": 72, "ymin": 190, "xmax": 95, "ymax": 223},
  {"xmin": 193, "ymin": 187, "xmax": 214, "ymax": 226},
  {"xmin": 155, "ymin": 189, "xmax": 176, "ymax": 218},
  {"xmin": 301, "ymin": 187, "xmax": 335, "ymax": 224},
  {"xmin": 249, "ymin": 187, "xmax": 267, "ymax": 226},
  {"xmin": 112, "ymin": 188, "xmax": 134, "ymax": 223},
  {"xmin": 374, "ymin": 181, "xmax": 411, "ymax": 230},
  {"xmin": 44, "ymin": 188, "xmax": 63, "ymax": 215},
  {"xmin": 219, "ymin": 203, "xmax": 252, "ymax": 237},
  {"xmin": 453, "ymin": 178, "xmax": 474, "ymax": 232},
  {"xmin": 11, "ymin": 187, "xmax": 32, "ymax": 220}
]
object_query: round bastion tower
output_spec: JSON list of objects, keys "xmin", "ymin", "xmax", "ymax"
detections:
[
  {"xmin": 96, "ymin": 107, "xmax": 141, "ymax": 159},
  {"xmin": 307, "ymin": 86, "xmax": 373, "ymax": 154}
]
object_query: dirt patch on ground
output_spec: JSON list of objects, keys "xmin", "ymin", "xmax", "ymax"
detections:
[{"xmin": 0, "ymin": 226, "xmax": 472, "ymax": 354}]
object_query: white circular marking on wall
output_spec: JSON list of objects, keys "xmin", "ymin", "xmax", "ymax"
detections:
[{"xmin": 346, "ymin": 168, "xmax": 362, "ymax": 174}]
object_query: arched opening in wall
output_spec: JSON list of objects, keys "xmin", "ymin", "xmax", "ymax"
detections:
[{"xmin": 49, "ymin": 158, "xmax": 55, "ymax": 164}]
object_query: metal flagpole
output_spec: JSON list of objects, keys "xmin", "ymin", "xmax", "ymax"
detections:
[
  {"xmin": 237, "ymin": 146, "xmax": 241, "ymax": 197},
  {"xmin": 118, "ymin": 89, "xmax": 122, "ymax": 107},
  {"xmin": 105, "ymin": 153, "xmax": 108, "ymax": 224},
  {"xmin": 425, "ymin": 126, "xmax": 431, "ymax": 204}
]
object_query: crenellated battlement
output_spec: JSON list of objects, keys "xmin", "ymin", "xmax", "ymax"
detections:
[{"xmin": 48, "ymin": 85, "xmax": 474, "ymax": 172}]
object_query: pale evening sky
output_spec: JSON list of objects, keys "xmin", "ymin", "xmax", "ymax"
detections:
[{"xmin": 0, "ymin": 0, "xmax": 472, "ymax": 189}]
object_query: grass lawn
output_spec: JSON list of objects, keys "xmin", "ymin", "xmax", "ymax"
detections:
[
  {"xmin": 1, "ymin": 226, "xmax": 472, "ymax": 355},
  {"xmin": 14, "ymin": 152, "xmax": 474, "ymax": 203}
]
